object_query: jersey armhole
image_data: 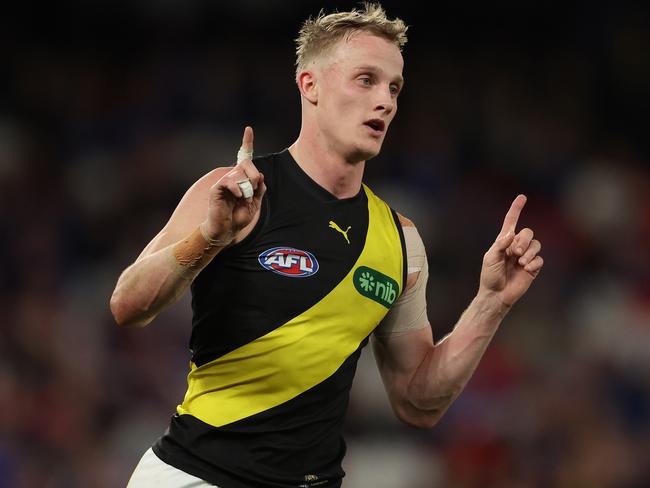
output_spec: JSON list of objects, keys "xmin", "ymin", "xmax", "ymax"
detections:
[{"xmin": 390, "ymin": 207, "xmax": 408, "ymax": 299}]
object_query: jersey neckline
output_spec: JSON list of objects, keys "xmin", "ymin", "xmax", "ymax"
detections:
[{"xmin": 277, "ymin": 148, "xmax": 364, "ymax": 204}]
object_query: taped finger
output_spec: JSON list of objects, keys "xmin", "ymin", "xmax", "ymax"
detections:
[
  {"xmin": 237, "ymin": 148, "xmax": 254, "ymax": 163},
  {"xmin": 237, "ymin": 179, "xmax": 254, "ymax": 199}
]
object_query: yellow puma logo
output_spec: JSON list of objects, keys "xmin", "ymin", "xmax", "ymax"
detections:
[{"xmin": 328, "ymin": 220, "xmax": 351, "ymax": 244}]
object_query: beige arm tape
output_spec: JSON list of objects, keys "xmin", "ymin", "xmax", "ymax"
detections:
[
  {"xmin": 171, "ymin": 225, "xmax": 223, "ymax": 278},
  {"xmin": 374, "ymin": 226, "xmax": 429, "ymax": 337}
]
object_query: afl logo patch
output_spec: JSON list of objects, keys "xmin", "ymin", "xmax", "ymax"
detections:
[{"xmin": 258, "ymin": 247, "xmax": 319, "ymax": 278}]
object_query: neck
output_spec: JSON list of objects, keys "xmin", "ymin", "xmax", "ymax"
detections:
[{"xmin": 288, "ymin": 132, "xmax": 365, "ymax": 199}]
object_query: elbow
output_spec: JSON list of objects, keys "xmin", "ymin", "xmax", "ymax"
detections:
[
  {"xmin": 109, "ymin": 292, "xmax": 131, "ymax": 326},
  {"xmin": 395, "ymin": 404, "xmax": 443, "ymax": 430},
  {"xmin": 405, "ymin": 414, "xmax": 442, "ymax": 430},
  {"xmin": 110, "ymin": 290, "xmax": 151, "ymax": 328},
  {"xmin": 392, "ymin": 390, "xmax": 457, "ymax": 430}
]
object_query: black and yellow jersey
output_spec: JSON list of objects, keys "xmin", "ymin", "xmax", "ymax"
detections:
[{"xmin": 153, "ymin": 149, "xmax": 406, "ymax": 488}]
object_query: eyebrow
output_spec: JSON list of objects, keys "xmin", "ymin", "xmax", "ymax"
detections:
[{"xmin": 354, "ymin": 65, "xmax": 404, "ymax": 86}]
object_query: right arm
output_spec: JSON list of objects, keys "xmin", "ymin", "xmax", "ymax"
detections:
[
  {"xmin": 109, "ymin": 126, "xmax": 265, "ymax": 327},
  {"xmin": 373, "ymin": 197, "xmax": 542, "ymax": 428}
]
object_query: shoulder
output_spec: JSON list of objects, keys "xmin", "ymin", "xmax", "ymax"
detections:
[
  {"xmin": 396, "ymin": 212, "xmax": 415, "ymax": 229},
  {"xmin": 191, "ymin": 166, "xmax": 232, "ymax": 193},
  {"xmin": 139, "ymin": 166, "xmax": 233, "ymax": 257},
  {"xmin": 395, "ymin": 212, "xmax": 425, "ymax": 255},
  {"xmin": 395, "ymin": 213, "xmax": 420, "ymax": 249},
  {"xmin": 169, "ymin": 166, "xmax": 232, "ymax": 221},
  {"xmin": 362, "ymin": 187, "xmax": 416, "ymax": 232},
  {"xmin": 178, "ymin": 163, "xmax": 240, "ymax": 213},
  {"xmin": 195, "ymin": 151, "xmax": 276, "ymax": 192},
  {"xmin": 177, "ymin": 150, "xmax": 279, "ymax": 226},
  {"xmin": 395, "ymin": 212, "xmax": 427, "ymax": 291}
]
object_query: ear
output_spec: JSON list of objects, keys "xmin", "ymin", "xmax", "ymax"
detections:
[{"xmin": 296, "ymin": 70, "xmax": 318, "ymax": 104}]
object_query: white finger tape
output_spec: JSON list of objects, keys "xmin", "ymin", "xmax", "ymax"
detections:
[
  {"xmin": 237, "ymin": 148, "xmax": 253, "ymax": 163},
  {"xmin": 237, "ymin": 179, "xmax": 254, "ymax": 199}
]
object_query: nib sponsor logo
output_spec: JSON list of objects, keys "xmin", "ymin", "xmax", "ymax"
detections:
[
  {"xmin": 353, "ymin": 266, "xmax": 399, "ymax": 308},
  {"xmin": 259, "ymin": 247, "xmax": 319, "ymax": 278}
]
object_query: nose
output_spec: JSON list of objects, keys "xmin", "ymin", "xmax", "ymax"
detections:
[{"xmin": 375, "ymin": 85, "xmax": 395, "ymax": 116}]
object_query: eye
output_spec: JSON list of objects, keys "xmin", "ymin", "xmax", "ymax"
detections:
[
  {"xmin": 358, "ymin": 75, "xmax": 373, "ymax": 87},
  {"xmin": 390, "ymin": 84, "xmax": 400, "ymax": 96}
]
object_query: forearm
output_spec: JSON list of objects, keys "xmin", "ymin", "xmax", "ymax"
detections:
[
  {"xmin": 110, "ymin": 225, "xmax": 223, "ymax": 327},
  {"xmin": 407, "ymin": 291, "xmax": 509, "ymax": 421},
  {"xmin": 380, "ymin": 196, "xmax": 542, "ymax": 428}
]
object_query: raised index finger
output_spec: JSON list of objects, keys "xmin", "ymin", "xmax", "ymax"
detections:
[
  {"xmin": 237, "ymin": 126, "xmax": 254, "ymax": 163},
  {"xmin": 499, "ymin": 194, "xmax": 527, "ymax": 235},
  {"xmin": 242, "ymin": 126, "xmax": 254, "ymax": 152}
]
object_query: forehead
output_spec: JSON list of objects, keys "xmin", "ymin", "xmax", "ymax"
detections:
[{"xmin": 325, "ymin": 31, "xmax": 404, "ymax": 75}]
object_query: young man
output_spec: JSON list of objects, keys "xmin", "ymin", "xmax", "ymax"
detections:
[{"xmin": 112, "ymin": 3, "xmax": 543, "ymax": 487}]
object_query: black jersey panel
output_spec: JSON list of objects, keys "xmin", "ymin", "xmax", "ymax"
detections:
[
  {"xmin": 153, "ymin": 337, "xmax": 369, "ymax": 488},
  {"xmin": 190, "ymin": 150, "xmax": 369, "ymax": 367},
  {"xmin": 160, "ymin": 149, "xmax": 404, "ymax": 487}
]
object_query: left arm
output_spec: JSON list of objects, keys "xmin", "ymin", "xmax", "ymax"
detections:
[{"xmin": 373, "ymin": 195, "xmax": 543, "ymax": 428}]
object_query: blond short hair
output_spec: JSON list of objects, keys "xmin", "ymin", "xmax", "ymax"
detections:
[{"xmin": 295, "ymin": 2, "xmax": 408, "ymax": 77}]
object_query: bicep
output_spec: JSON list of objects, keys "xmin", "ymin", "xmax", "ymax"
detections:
[
  {"xmin": 372, "ymin": 325, "xmax": 435, "ymax": 425},
  {"xmin": 134, "ymin": 167, "xmax": 229, "ymax": 262},
  {"xmin": 372, "ymin": 325, "xmax": 434, "ymax": 380},
  {"xmin": 373, "ymin": 215, "xmax": 433, "ymax": 386}
]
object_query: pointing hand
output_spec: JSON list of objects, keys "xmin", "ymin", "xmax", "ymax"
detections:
[
  {"xmin": 479, "ymin": 195, "xmax": 543, "ymax": 308},
  {"xmin": 201, "ymin": 126, "xmax": 266, "ymax": 246}
]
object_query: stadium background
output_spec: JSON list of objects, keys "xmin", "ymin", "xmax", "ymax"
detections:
[{"xmin": 1, "ymin": 1, "xmax": 649, "ymax": 486}]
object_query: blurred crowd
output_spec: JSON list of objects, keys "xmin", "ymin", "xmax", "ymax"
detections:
[{"xmin": 1, "ymin": 2, "xmax": 649, "ymax": 487}]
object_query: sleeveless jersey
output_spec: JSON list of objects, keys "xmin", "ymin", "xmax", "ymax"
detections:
[{"xmin": 153, "ymin": 149, "xmax": 406, "ymax": 488}]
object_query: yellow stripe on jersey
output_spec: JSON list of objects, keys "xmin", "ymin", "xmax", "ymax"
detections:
[{"xmin": 177, "ymin": 185, "xmax": 403, "ymax": 427}]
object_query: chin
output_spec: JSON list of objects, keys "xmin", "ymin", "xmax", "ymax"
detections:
[
  {"xmin": 362, "ymin": 142, "xmax": 383, "ymax": 161},
  {"xmin": 346, "ymin": 147, "xmax": 377, "ymax": 163},
  {"xmin": 350, "ymin": 140, "xmax": 383, "ymax": 163}
]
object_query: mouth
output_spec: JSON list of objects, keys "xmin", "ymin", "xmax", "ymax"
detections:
[{"xmin": 363, "ymin": 119, "xmax": 385, "ymax": 135}]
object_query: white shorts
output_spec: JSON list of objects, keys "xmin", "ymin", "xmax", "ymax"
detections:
[{"xmin": 126, "ymin": 448, "xmax": 218, "ymax": 487}]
